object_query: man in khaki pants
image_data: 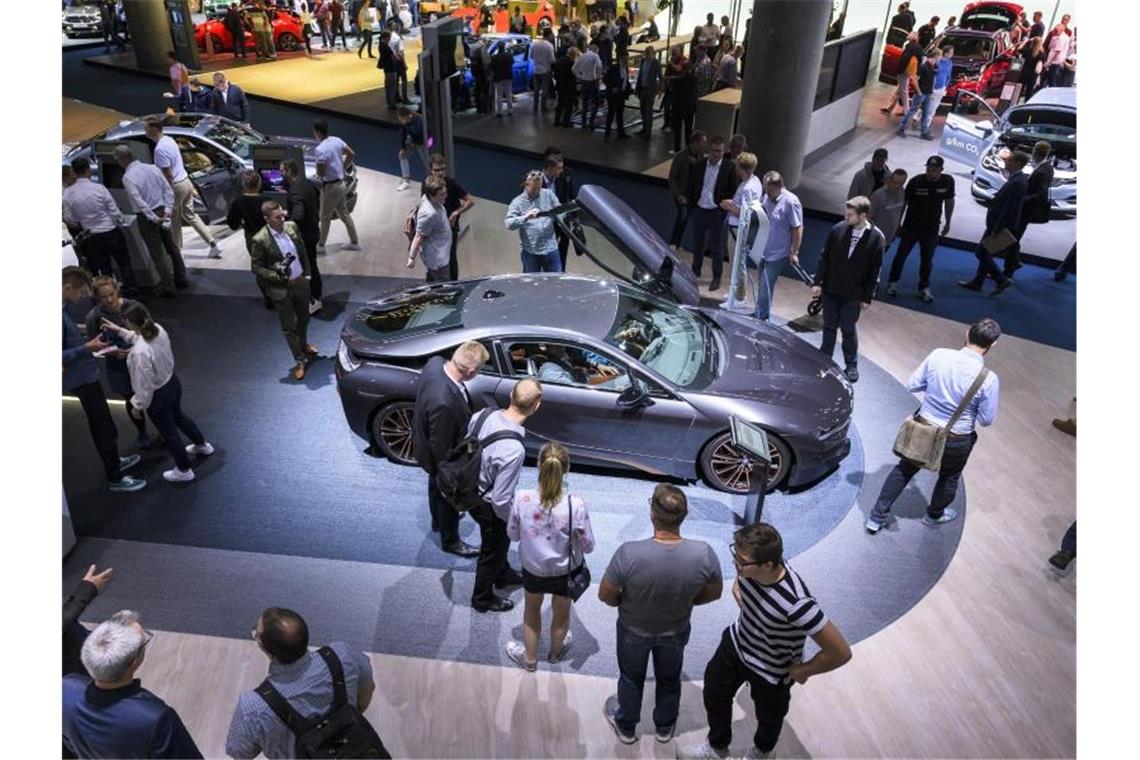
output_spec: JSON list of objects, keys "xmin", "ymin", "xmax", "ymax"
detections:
[
  {"xmin": 145, "ymin": 117, "xmax": 221, "ymax": 258},
  {"xmin": 312, "ymin": 119, "xmax": 360, "ymax": 253}
]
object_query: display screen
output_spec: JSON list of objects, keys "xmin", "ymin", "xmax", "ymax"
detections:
[
  {"xmin": 259, "ymin": 168, "xmax": 286, "ymax": 192},
  {"xmin": 730, "ymin": 416, "xmax": 771, "ymax": 462}
]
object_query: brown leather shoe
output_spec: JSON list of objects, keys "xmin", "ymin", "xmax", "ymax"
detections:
[
  {"xmin": 303, "ymin": 344, "xmax": 319, "ymax": 358},
  {"xmin": 292, "ymin": 363, "xmax": 306, "ymax": 381},
  {"xmin": 1051, "ymin": 417, "xmax": 1076, "ymax": 437}
]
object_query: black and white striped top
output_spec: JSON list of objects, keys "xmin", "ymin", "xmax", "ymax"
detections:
[{"xmin": 730, "ymin": 563, "xmax": 829, "ymax": 685}]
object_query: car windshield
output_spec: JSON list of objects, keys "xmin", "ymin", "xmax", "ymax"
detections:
[
  {"xmin": 943, "ymin": 35, "xmax": 994, "ymax": 60},
  {"xmin": 604, "ymin": 289, "xmax": 716, "ymax": 389},
  {"xmin": 204, "ymin": 120, "xmax": 267, "ymax": 160},
  {"xmin": 960, "ymin": 11, "xmax": 1015, "ymax": 33},
  {"xmin": 1005, "ymin": 108, "xmax": 1076, "ymax": 146},
  {"xmin": 357, "ymin": 283, "xmax": 474, "ymax": 339}
]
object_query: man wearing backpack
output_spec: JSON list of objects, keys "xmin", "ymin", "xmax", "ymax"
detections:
[
  {"xmin": 225, "ymin": 607, "xmax": 390, "ymax": 759},
  {"xmin": 412, "ymin": 341, "xmax": 490, "ymax": 558},
  {"xmin": 469, "ymin": 377, "xmax": 543, "ymax": 612}
]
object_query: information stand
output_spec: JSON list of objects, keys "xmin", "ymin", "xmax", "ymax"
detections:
[
  {"xmin": 721, "ymin": 198, "xmax": 769, "ymax": 314},
  {"xmin": 250, "ymin": 144, "xmax": 304, "ymax": 200},
  {"xmin": 730, "ymin": 415, "xmax": 771, "ymax": 526}
]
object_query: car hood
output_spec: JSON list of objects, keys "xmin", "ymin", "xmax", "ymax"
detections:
[
  {"xmin": 700, "ymin": 310, "xmax": 853, "ymax": 430},
  {"xmin": 266, "ymin": 135, "xmax": 319, "ymax": 161}
]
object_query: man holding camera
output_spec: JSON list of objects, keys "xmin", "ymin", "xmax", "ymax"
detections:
[{"xmin": 249, "ymin": 200, "xmax": 317, "ymax": 381}]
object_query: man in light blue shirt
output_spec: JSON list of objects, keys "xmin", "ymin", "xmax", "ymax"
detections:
[
  {"xmin": 505, "ymin": 170, "xmax": 562, "ymax": 272},
  {"xmin": 866, "ymin": 318, "xmax": 1002, "ymax": 533},
  {"xmin": 751, "ymin": 171, "xmax": 803, "ymax": 321},
  {"xmin": 923, "ymin": 44, "xmax": 954, "ymax": 134}
]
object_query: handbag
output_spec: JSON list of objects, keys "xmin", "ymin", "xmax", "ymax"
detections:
[
  {"xmin": 981, "ymin": 228, "xmax": 1017, "ymax": 255},
  {"xmin": 892, "ymin": 367, "xmax": 989, "ymax": 471},
  {"xmin": 564, "ymin": 494, "xmax": 592, "ymax": 601}
]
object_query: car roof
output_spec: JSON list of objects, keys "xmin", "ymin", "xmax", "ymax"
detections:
[
  {"xmin": 100, "ymin": 113, "xmax": 216, "ymax": 140},
  {"xmin": 461, "ymin": 275, "xmax": 619, "ymax": 338},
  {"xmin": 1026, "ymin": 87, "xmax": 1077, "ymax": 110}
]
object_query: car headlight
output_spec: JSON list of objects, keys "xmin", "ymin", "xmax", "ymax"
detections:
[
  {"xmin": 337, "ymin": 339, "xmax": 361, "ymax": 373},
  {"xmin": 980, "ymin": 150, "xmax": 1003, "ymax": 171}
]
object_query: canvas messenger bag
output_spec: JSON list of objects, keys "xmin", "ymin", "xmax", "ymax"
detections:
[{"xmin": 892, "ymin": 367, "xmax": 989, "ymax": 470}]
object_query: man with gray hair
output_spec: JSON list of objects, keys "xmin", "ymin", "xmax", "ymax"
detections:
[
  {"xmin": 63, "ymin": 611, "xmax": 202, "ymax": 758},
  {"xmin": 115, "ymin": 144, "xmax": 188, "ymax": 295}
]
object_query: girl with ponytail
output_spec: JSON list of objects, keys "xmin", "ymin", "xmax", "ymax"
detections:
[
  {"xmin": 504, "ymin": 442, "xmax": 596, "ymax": 671},
  {"xmin": 101, "ymin": 303, "xmax": 214, "ymax": 484}
]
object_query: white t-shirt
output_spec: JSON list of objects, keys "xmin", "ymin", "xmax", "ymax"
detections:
[
  {"xmin": 153, "ymin": 135, "xmax": 188, "ymax": 184},
  {"xmin": 314, "ymin": 136, "xmax": 348, "ymax": 181}
]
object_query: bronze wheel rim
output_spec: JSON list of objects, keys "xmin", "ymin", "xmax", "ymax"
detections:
[
  {"xmin": 709, "ymin": 437, "xmax": 783, "ymax": 493},
  {"xmin": 378, "ymin": 406, "xmax": 416, "ymax": 464}
]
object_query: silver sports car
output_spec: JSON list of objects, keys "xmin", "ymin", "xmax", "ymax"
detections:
[
  {"xmin": 335, "ymin": 186, "xmax": 853, "ymax": 494},
  {"xmin": 62, "ymin": 113, "xmax": 358, "ymax": 225}
]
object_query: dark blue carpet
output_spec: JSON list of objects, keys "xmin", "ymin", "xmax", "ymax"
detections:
[{"xmin": 62, "ymin": 48, "xmax": 1075, "ymax": 350}]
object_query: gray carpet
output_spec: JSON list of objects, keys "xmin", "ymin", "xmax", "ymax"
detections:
[{"xmin": 63, "ymin": 270, "xmax": 965, "ymax": 677}]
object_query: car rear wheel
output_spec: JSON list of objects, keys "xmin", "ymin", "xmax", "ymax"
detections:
[
  {"xmin": 699, "ymin": 431, "xmax": 792, "ymax": 494},
  {"xmin": 370, "ymin": 401, "xmax": 418, "ymax": 465},
  {"xmin": 277, "ymin": 32, "xmax": 300, "ymax": 51}
]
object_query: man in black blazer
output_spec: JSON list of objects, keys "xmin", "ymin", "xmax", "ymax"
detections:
[
  {"xmin": 634, "ymin": 47, "xmax": 662, "ymax": 138},
  {"xmin": 685, "ymin": 135, "xmax": 739, "ymax": 290},
  {"xmin": 280, "ymin": 159, "xmax": 323, "ymax": 314},
  {"xmin": 543, "ymin": 147, "xmax": 579, "ymax": 270},
  {"xmin": 412, "ymin": 342, "xmax": 491, "ymax": 557},
  {"xmin": 958, "ymin": 150, "xmax": 1030, "ymax": 295},
  {"xmin": 1004, "ymin": 141, "xmax": 1054, "ymax": 278},
  {"xmin": 210, "ymin": 72, "xmax": 251, "ymax": 125},
  {"xmin": 224, "ymin": 2, "xmax": 248, "ymax": 59},
  {"xmin": 812, "ymin": 196, "xmax": 885, "ymax": 383}
]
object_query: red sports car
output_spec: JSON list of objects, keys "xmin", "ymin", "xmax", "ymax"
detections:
[
  {"xmin": 450, "ymin": 1, "xmax": 556, "ymax": 35},
  {"xmin": 195, "ymin": 5, "xmax": 306, "ymax": 53},
  {"xmin": 879, "ymin": 1, "xmax": 1022, "ymax": 84}
]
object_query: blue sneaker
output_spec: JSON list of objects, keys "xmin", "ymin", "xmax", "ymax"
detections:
[
  {"xmin": 603, "ymin": 695, "xmax": 637, "ymax": 744},
  {"xmin": 108, "ymin": 475, "xmax": 146, "ymax": 493},
  {"xmin": 923, "ymin": 508, "xmax": 959, "ymax": 527}
]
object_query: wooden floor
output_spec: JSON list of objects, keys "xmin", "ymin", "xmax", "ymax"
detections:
[
  {"xmin": 118, "ymin": 257, "xmax": 1077, "ymax": 760},
  {"xmin": 61, "ymin": 98, "xmax": 133, "ymax": 144}
]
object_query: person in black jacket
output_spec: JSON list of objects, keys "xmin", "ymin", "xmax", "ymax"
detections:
[
  {"xmin": 1004, "ymin": 141, "xmax": 1054, "ymax": 278},
  {"xmin": 281, "ymin": 159, "xmax": 323, "ymax": 313},
  {"xmin": 671, "ymin": 60, "xmax": 698, "ymax": 153},
  {"xmin": 685, "ymin": 136, "xmax": 739, "ymax": 290},
  {"xmin": 602, "ymin": 60, "xmax": 629, "ymax": 141},
  {"xmin": 812, "ymin": 196, "xmax": 885, "ymax": 383},
  {"xmin": 411, "ymin": 342, "xmax": 490, "ymax": 558},
  {"xmin": 377, "ymin": 30, "xmax": 399, "ymax": 111},
  {"xmin": 225, "ymin": 170, "xmax": 273, "ymax": 308},
  {"xmin": 553, "ymin": 48, "xmax": 579, "ymax": 127},
  {"xmin": 958, "ymin": 150, "xmax": 1030, "ymax": 295},
  {"xmin": 63, "ymin": 564, "xmax": 114, "ymax": 676},
  {"xmin": 210, "ymin": 72, "xmax": 251, "ymax": 124},
  {"xmin": 544, "ymin": 146, "xmax": 579, "ymax": 270},
  {"xmin": 224, "ymin": 2, "xmax": 248, "ymax": 59}
]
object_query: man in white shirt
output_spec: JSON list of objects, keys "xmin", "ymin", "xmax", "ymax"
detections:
[
  {"xmin": 113, "ymin": 145, "xmax": 188, "ymax": 294},
  {"xmin": 530, "ymin": 30, "xmax": 556, "ymax": 113},
  {"xmin": 144, "ymin": 117, "xmax": 221, "ymax": 258},
  {"xmin": 311, "ymin": 119, "xmax": 361, "ymax": 253},
  {"xmin": 62, "ymin": 156, "xmax": 138, "ymax": 294},
  {"xmin": 866, "ymin": 318, "xmax": 1002, "ymax": 533},
  {"xmin": 573, "ymin": 44, "xmax": 604, "ymax": 129}
]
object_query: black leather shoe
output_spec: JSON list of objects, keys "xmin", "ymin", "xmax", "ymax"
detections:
[
  {"xmin": 494, "ymin": 569, "xmax": 524, "ymax": 589},
  {"xmin": 992, "ymin": 279, "xmax": 1013, "ymax": 295},
  {"xmin": 956, "ymin": 279, "xmax": 983, "ymax": 292},
  {"xmin": 473, "ymin": 596, "xmax": 515, "ymax": 613},
  {"xmin": 708, "ymin": 278, "xmax": 721, "ymax": 291},
  {"xmin": 844, "ymin": 365, "xmax": 859, "ymax": 383},
  {"xmin": 442, "ymin": 540, "xmax": 479, "ymax": 558}
]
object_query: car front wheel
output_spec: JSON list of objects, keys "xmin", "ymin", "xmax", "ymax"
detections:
[
  {"xmin": 277, "ymin": 32, "xmax": 300, "ymax": 51},
  {"xmin": 699, "ymin": 431, "xmax": 792, "ymax": 494},
  {"xmin": 371, "ymin": 401, "xmax": 418, "ymax": 465}
]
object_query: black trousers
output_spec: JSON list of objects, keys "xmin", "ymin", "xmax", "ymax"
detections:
[
  {"xmin": 272, "ymin": 277, "xmax": 312, "ymax": 363},
  {"xmin": 136, "ymin": 215, "xmax": 188, "ymax": 289},
  {"xmin": 396, "ymin": 63, "xmax": 409, "ymax": 101},
  {"xmin": 604, "ymin": 93, "xmax": 626, "ymax": 136},
  {"xmin": 871, "ymin": 432, "xmax": 975, "ymax": 521},
  {"xmin": 703, "ymin": 627, "xmax": 793, "ymax": 753},
  {"xmin": 1061, "ymin": 521, "xmax": 1076, "ymax": 556},
  {"xmin": 638, "ymin": 91, "xmax": 655, "ymax": 134},
  {"xmin": 971, "ymin": 239, "xmax": 1008, "ymax": 285},
  {"xmin": 72, "ymin": 380, "xmax": 123, "ymax": 483},
  {"xmin": 1057, "ymin": 243, "xmax": 1076, "ymax": 274},
  {"xmin": 427, "ymin": 473, "xmax": 461, "ymax": 544},
  {"xmin": 688, "ymin": 207, "xmax": 726, "ymax": 280},
  {"xmin": 146, "ymin": 374, "xmax": 206, "ymax": 472},
  {"xmin": 1004, "ymin": 216, "xmax": 1039, "ymax": 276},
  {"xmin": 474, "ymin": 72, "xmax": 490, "ymax": 113},
  {"xmin": 819, "ymin": 292, "xmax": 862, "ymax": 368},
  {"xmin": 82, "ymin": 228, "xmax": 137, "ymax": 293},
  {"xmin": 448, "ymin": 223, "xmax": 460, "ymax": 281},
  {"xmin": 671, "ymin": 110, "xmax": 694, "ymax": 152},
  {"xmin": 302, "ymin": 232, "xmax": 322, "ymax": 300},
  {"xmin": 889, "ymin": 229, "xmax": 937, "ymax": 290},
  {"xmin": 580, "ymin": 82, "xmax": 601, "ymax": 128},
  {"xmin": 555, "ymin": 89, "xmax": 576, "ymax": 125},
  {"xmin": 669, "ymin": 200, "xmax": 690, "ymax": 246},
  {"xmin": 470, "ymin": 501, "xmax": 511, "ymax": 606},
  {"xmin": 358, "ymin": 28, "xmax": 373, "ymax": 57},
  {"xmin": 233, "ymin": 30, "xmax": 247, "ymax": 57}
]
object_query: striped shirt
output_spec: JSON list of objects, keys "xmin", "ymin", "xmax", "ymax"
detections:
[{"xmin": 730, "ymin": 563, "xmax": 828, "ymax": 685}]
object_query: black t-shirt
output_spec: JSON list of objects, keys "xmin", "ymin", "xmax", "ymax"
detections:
[
  {"xmin": 899, "ymin": 42, "xmax": 924, "ymax": 75},
  {"xmin": 916, "ymin": 61, "xmax": 936, "ymax": 94},
  {"xmin": 901, "ymin": 173, "xmax": 955, "ymax": 234},
  {"xmin": 918, "ymin": 23, "xmax": 936, "ymax": 47},
  {"xmin": 1030, "ymin": 21, "xmax": 1045, "ymax": 38},
  {"xmin": 891, "ymin": 12, "xmax": 913, "ymax": 31}
]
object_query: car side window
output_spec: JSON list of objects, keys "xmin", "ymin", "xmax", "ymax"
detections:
[
  {"xmin": 506, "ymin": 341, "xmax": 632, "ymax": 393},
  {"xmin": 173, "ymin": 136, "xmax": 221, "ymax": 178}
]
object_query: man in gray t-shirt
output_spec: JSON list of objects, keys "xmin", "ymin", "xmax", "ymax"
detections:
[
  {"xmin": 408, "ymin": 175, "xmax": 452, "ymax": 282},
  {"xmin": 599, "ymin": 484, "xmax": 723, "ymax": 743}
]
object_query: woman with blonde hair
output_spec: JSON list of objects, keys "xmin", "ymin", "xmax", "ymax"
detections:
[{"xmin": 504, "ymin": 442, "xmax": 595, "ymax": 671}]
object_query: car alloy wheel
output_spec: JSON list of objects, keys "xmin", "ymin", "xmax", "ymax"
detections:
[
  {"xmin": 277, "ymin": 32, "xmax": 300, "ymax": 51},
  {"xmin": 700, "ymin": 431, "xmax": 791, "ymax": 494},
  {"xmin": 371, "ymin": 401, "xmax": 418, "ymax": 465}
]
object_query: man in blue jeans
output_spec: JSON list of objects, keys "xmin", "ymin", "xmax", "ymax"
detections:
[
  {"xmin": 598, "ymin": 484, "xmax": 723, "ymax": 744},
  {"xmin": 752, "ymin": 170, "xmax": 803, "ymax": 320},
  {"xmin": 505, "ymin": 170, "xmax": 563, "ymax": 273}
]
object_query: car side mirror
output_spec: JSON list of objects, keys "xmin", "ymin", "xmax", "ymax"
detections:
[{"xmin": 617, "ymin": 383, "xmax": 653, "ymax": 410}]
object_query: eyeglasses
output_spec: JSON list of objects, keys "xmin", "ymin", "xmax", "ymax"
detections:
[{"xmin": 728, "ymin": 543, "xmax": 760, "ymax": 567}]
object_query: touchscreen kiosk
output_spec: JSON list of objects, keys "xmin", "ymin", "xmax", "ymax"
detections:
[{"xmin": 729, "ymin": 415, "xmax": 771, "ymax": 525}]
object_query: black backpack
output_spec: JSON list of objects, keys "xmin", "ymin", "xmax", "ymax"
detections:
[
  {"xmin": 436, "ymin": 408, "xmax": 524, "ymax": 512},
  {"xmin": 255, "ymin": 647, "xmax": 391, "ymax": 760}
]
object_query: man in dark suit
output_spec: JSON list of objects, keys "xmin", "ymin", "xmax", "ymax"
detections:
[
  {"xmin": 412, "ymin": 342, "xmax": 490, "ymax": 558},
  {"xmin": 280, "ymin": 159, "xmax": 323, "ymax": 315},
  {"xmin": 958, "ymin": 150, "xmax": 1030, "ymax": 295},
  {"xmin": 685, "ymin": 135, "xmax": 739, "ymax": 290},
  {"xmin": 210, "ymin": 72, "xmax": 251, "ymax": 124},
  {"xmin": 1004, "ymin": 140, "xmax": 1054, "ymax": 278},
  {"xmin": 812, "ymin": 196, "xmax": 885, "ymax": 383},
  {"xmin": 634, "ymin": 46, "xmax": 662, "ymax": 138},
  {"xmin": 543, "ymin": 147, "xmax": 579, "ymax": 270},
  {"xmin": 249, "ymin": 200, "xmax": 316, "ymax": 380},
  {"xmin": 224, "ymin": 2, "xmax": 248, "ymax": 59}
]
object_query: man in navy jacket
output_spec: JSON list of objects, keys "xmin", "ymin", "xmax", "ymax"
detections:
[
  {"xmin": 209, "ymin": 72, "xmax": 251, "ymax": 124},
  {"xmin": 958, "ymin": 150, "xmax": 1030, "ymax": 295}
]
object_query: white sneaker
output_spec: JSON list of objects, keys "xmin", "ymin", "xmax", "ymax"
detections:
[
  {"xmin": 163, "ymin": 467, "xmax": 196, "ymax": 482},
  {"xmin": 677, "ymin": 740, "xmax": 729, "ymax": 759},
  {"xmin": 185, "ymin": 442, "xmax": 215, "ymax": 456},
  {"xmin": 504, "ymin": 640, "xmax": 537, "ymax": 672},
  {"xmin": 341, "ymin": 242, "xmax": 361, "ymax": 251},
  {"xmin": 744, "ymin": 747, "xmax": 775, "ymax": 760},
  {"xmin": 208, "ymin": 243, "xmax": 222, "ymax": 259},
  {"xmin": 396, "ymin": 180, "xmax": 410, "ymax": 191},
  {"xmin": 308, "ymin": 298, "xmax": 323, "ymax": 315},
  {"xmin": 548, "ymin": 630, "xmax": 573, "ymax": 663}
]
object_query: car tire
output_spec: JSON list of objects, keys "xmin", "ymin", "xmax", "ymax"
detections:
[
  {"xmin": 370, "ymin": 401, "xmax": 419, "ymax": 466},
  {"xmin": 699, "ymin": 430, "xmax": 792, "ymax": 494},
  {"xmin": 277, "ymin": 32, "xmax": 300, "ymax": 51}
]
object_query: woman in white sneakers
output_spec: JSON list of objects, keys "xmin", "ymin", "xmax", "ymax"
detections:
[
  {"xmin": 504, "ymin": 442, "xmax": 595, "ymax": 670},
  {"xmin": 101, "ymin": 303, "xmax": 213, "ymax": 483}
]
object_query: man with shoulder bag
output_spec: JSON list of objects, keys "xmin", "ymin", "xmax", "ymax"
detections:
[{"xmin": 866, "ymin": 318, "xmax": 1002, "ymax": 534}]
